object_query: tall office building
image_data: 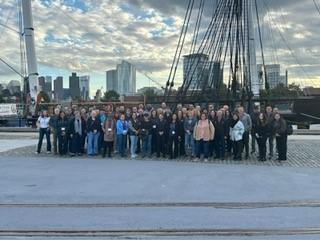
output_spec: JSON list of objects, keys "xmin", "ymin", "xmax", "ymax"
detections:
[
  {"xmin": 38, "ymin": 76, "xmax": 45, "ymax": 91},
  {"xmin": 116, "ymin": 60, "xmax": 136, "ymax": 95},
  {"xmin": 44, "ymin": 76, "xmax": 52, "ymax": 99},
  {"xmin": 106, "ymin": 69, "xmax": 118, "ymax": 92},
  {"xmin": 183, "ymin": 53, "xmax": 209, "ymax": 90},
  {"xmin": 257, "ymin": 64, "xmax": 288, "ymax": 89},
  {"xmin": 208, "ymin": 61, "xmax": 224, "ymax": 88},
  {"xmin": 69, "ymin": 72, "xmax": 80, "ymax": 99},
  {"xmin": 79, "ymin": 75, "xmax": 90, "ymax": 100},
  {"xmin": 54, "ymin": 76, "xmax": 63, "ymax": 101}
]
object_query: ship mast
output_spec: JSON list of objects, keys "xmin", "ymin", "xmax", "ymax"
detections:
[
  {"xmin": 21, "ymin": 0, "xmax": 39, "ymax": 102},
  {"xmin": 247, "ymin": 0, "xmax": 261, "ymax": 97}
]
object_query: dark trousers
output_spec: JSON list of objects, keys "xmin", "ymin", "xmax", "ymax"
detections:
[
  {"xmin": 251, "ymin": 132, "xmax": 257, "ymax": 153},
  {"xmin": 178, "ymin": 135, "xmax": 185, "ymax": 157},
  {"xmin": 151, "ymin": 132, "xmax": 157, "ymax": 154},
  {"xmin": 208, "ymin": 139, "xmax": 215, "ymax": 157},
  {"xmin": 215, "ymin": 135, "xmax": 225, "ymax": 158},
  {"xmin": 232, "ymin": 140, "xmax": 243, "ymax": 160},
  {"xmin": 136, "ymin": 136, "xmax": 141, "ymax": 154},
  {"xmin": 226, "ymin": 137, "xmax": 232, "ymax": 153},
  {"xmin": 156, "ymin": 134, "xmax": 166, "ymax": 157},
  {"xmin": 37, "ymin": 128, "xmax": 51, "ymax": 153},
  {"xmin": 257, "ymin": 136, "xmax": 267, "ymax": 160},
  {"xmin": 267, "ymin": 135, "xmax": 274, "ymax": 157},
  {"xmin": 242, "ymin": 131, "xmax": 250, "ymax": 156},
  {"xmin": 80, "ymin": 133, "xmax": 86, "ymax": 154},
  {"xmin": 168, "ymin": 136, "xmax": 179, "ymax": 159},
  {"xmin": 58, "ymin": 135, "xmax": 68, "ymax": 155},
  {"xmin": 52, "ymin": 130, "xmax": 58, "ymax": 154},
  {"xmin": 196, "ymin": 139, "xmax": 209, "ymax": 159},
  {"xmin": 276, "ymin": 135, "xmax": 287, "ymax": 160},
  {"xmin": 102, "ymin": 141, "xmax": 114, "ymax": 157},
  {"xmin": 70, "ymin": 133, "xmax": 82, "ymax": 155}
]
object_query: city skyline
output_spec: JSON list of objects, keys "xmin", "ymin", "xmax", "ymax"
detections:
[{"xmin": 0, "ymin": 0, "xmax": 320, "ymax": 95}]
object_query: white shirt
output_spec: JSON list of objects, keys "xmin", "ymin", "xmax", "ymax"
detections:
[{"xmin": 38, "ymin": 116, "xmax": 50, "ymax": 129}]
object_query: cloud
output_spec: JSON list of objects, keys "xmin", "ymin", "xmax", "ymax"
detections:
[{"xmin": 0, "ymin": 0, "xmax": 319, "ymax": 91}]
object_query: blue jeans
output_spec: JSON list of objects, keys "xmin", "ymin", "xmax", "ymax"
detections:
[
  {"xmin": 196, "ymin": 139, "xmax": 209, "ymax": 159},
  {"xmin": 117, "ymin": 134, "xmax": 127, "ymax": 157},
  {"xmin": 87, "ymin": 131, "xmax": 100, "ymax": 155},
  {"xmin": 184, "ymin": 132, "xmax": 195, "ymax": 156},
  {"xmin": 37, "ymin": 128, "xmax": 51, "ymax": 153},
  {"xmin": 142, "ymin": 135, "xmax": 151, "ymax": 157},
  {"xmin": 130, "ymin": 135, "xmax": 138, "ymax": 156}
]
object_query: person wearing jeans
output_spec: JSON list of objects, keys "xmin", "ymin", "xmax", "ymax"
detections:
[
  {"xmin": 87, "ymin": 110, "xmax": 101, "ymax": 156},
  {"xmin": 140, "ymin": 113, "xmax": 152, "ymax": 158},
  {"xmin": 193, "ymin": 113, "xmax": 215, "ymax": 162},
  {"xmin": 128, "ymin": 112, "xmax": 140, "ymax": 159},
  {"xmin": 116, "ymin": 114, "xmax": 129, "ymax": 157},
  {"xmin": 184, "ymin": 111, "xmax": 196, "ymax": 157},
  {"xmin": 36, "ymin": 110, "xmax": 51, "ymax": 154}
]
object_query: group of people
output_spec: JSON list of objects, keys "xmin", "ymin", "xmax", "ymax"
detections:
[{"xmin": 36, "ymin": 102, "xmax": 291, "ymax": 162}]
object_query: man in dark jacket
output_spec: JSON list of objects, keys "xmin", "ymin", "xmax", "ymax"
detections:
[
  {"xmin": 213, "ymin": 110, "xmax": 227, "ymax": 159},
  {"xmin": 265, "ymin": 105, "xmax": 275, "ymax": 159},
  {"xmin": 250, "ymin": 105, "xmax": 260, "ymax": 154},
  {"xmin": 49, "ymin": 108, "xmax": 60, "ymax": 154},
  {"xmin": 68, "ymin": 111, "xmax": 85, "ymax": 156},
  {"xmin": 156, "ymin": 113, "xmax": 167, "ymax": 158}
]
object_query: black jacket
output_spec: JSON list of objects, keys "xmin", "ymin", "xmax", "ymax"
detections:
[{"xmin": 87, "ymin": 117, "xmax": 101, "ymax": 133}]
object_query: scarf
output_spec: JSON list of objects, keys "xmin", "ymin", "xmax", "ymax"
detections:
[{"xmin": 74, "ymin": 117, "xmax": 82, "ymax": 135}]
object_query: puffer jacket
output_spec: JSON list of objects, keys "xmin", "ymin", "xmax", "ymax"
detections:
[{"xmin": 229, "ymin": 121, "xmax": 245, "ymax": 142}]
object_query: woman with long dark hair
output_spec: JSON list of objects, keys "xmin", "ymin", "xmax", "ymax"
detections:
[
  {"xmin": 57, "ymin": 111, "xmax": 69, "ymax": 155},
  {"xmin": 255, "ymin": 113, "xmax": 268, "ymax": 161}
]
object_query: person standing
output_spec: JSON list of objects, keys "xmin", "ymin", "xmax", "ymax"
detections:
[
  {"xmin": 156, "ymin": 113, "xmax": 167, "ymax": 158},
  {"xmin": 36, "ymin": 110, "xmax": 51, "ymax": 154},
  {"xmin": 167, "ymin": 113, "xmax": 179, "ymax": 159},
  {"xmin": 184, "ymin": 110, "xmax": 196, "ymax": 157},
  {"xmin": 250, "ymin": 105, "xmax": 260, "ymax": 154},
  {"xmin": 102, "ymin": 114, "xmax": 115, "ymax": 158},
  {"xmin": 193, "ymin": 113, "xmax": 215, "ymax": 162},
  {"xmin": 255, "ymin": 113, "xmax": 268, "ymax": 161},
  {"xmin": 80, "ymin": 108, "xmax": 88, "ymax": 154},
  {"xmin": 273, "ymin": 113, "xmax": 288, "ymax": 161},
  {"xmin": 49, "ymin": 108, "xmax": 60, "ymax": 154},
  {"xmin": 213, "ymin": 110, "xmax": 227, "ymax": 160},
  {"xmin": 116, "ymin": 114, "xmax": 129, "ymax": 157},
  {"xmin": 128, "ymin": 112, "xmax": 140, "ymax": 159},
  {"xmin": 265, "ymin": 105, "xmax": 275, "ymax": 159},
  {"xmin": 238, "ymin": 106, "xmax": 252, "ymax": 159},
  {"xmin": 140, "ymin": 113, "xmax": 152, "ymax": 158},
  {"xmin": 150, "ymin": 110, "xmax": 158, "ymax": 156},
  {"xmin": 68, "ymin": 111, "xmax": 84, "ymax": 156},
  {"xmin": 229, "ymin": 112, "xmax": 245, "ymax": 161},
  {"xmin": 87, "ymin": 110, "xmax": 101, "ymax": 156},
  {"xmin": 56, "ymin": 111, "xmax": 69, "ymax": 155}
]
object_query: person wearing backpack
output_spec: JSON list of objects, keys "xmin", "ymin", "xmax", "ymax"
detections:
[{"xmin": 193, "ymin": 112, "xmax": 215, "ymax": 162}]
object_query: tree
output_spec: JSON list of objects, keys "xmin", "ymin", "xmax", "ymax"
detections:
[
  {"xmin": 101, "ymin": 90, "xmax": 120, "ymax": 102},
  {"xmin": 37, "ymin": 91, "xmax": 51, "ymax": 103},
  {"xmin": 0, "ymin": 93, "xmax": 4, "ymax": 103}
]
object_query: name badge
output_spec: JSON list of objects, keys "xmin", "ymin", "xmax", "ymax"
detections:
[
  {"xmin": 108, "ymin": 128, "xmax": 112, "ymax": 131},
  {"xmin": 61, "ymin": 127, "xmax": 65, "ymax": 131},
  {"xmin": 153, "ymin": 125, "xmax": 156, "ymax": 129},
  {"xmin": 172, "ymin": 131, "xmax": 175, "ymax": 135}
]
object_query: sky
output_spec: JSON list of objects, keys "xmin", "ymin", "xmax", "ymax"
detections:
[{"xmin": 0, "ymin": 0, "xmax": 320, "ymax": 96}]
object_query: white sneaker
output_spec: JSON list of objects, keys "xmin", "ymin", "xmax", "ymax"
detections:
[
  {"xmin": 204, "ymin": 158, "xmax": 208, "ymax": 162},
  {"xmin": 47, "ymin": 151, "xmax": 51, "ymax": 154},
  {"xmin": 35, "ymin": 152, "xmax": 39, "ymax": 154}
]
